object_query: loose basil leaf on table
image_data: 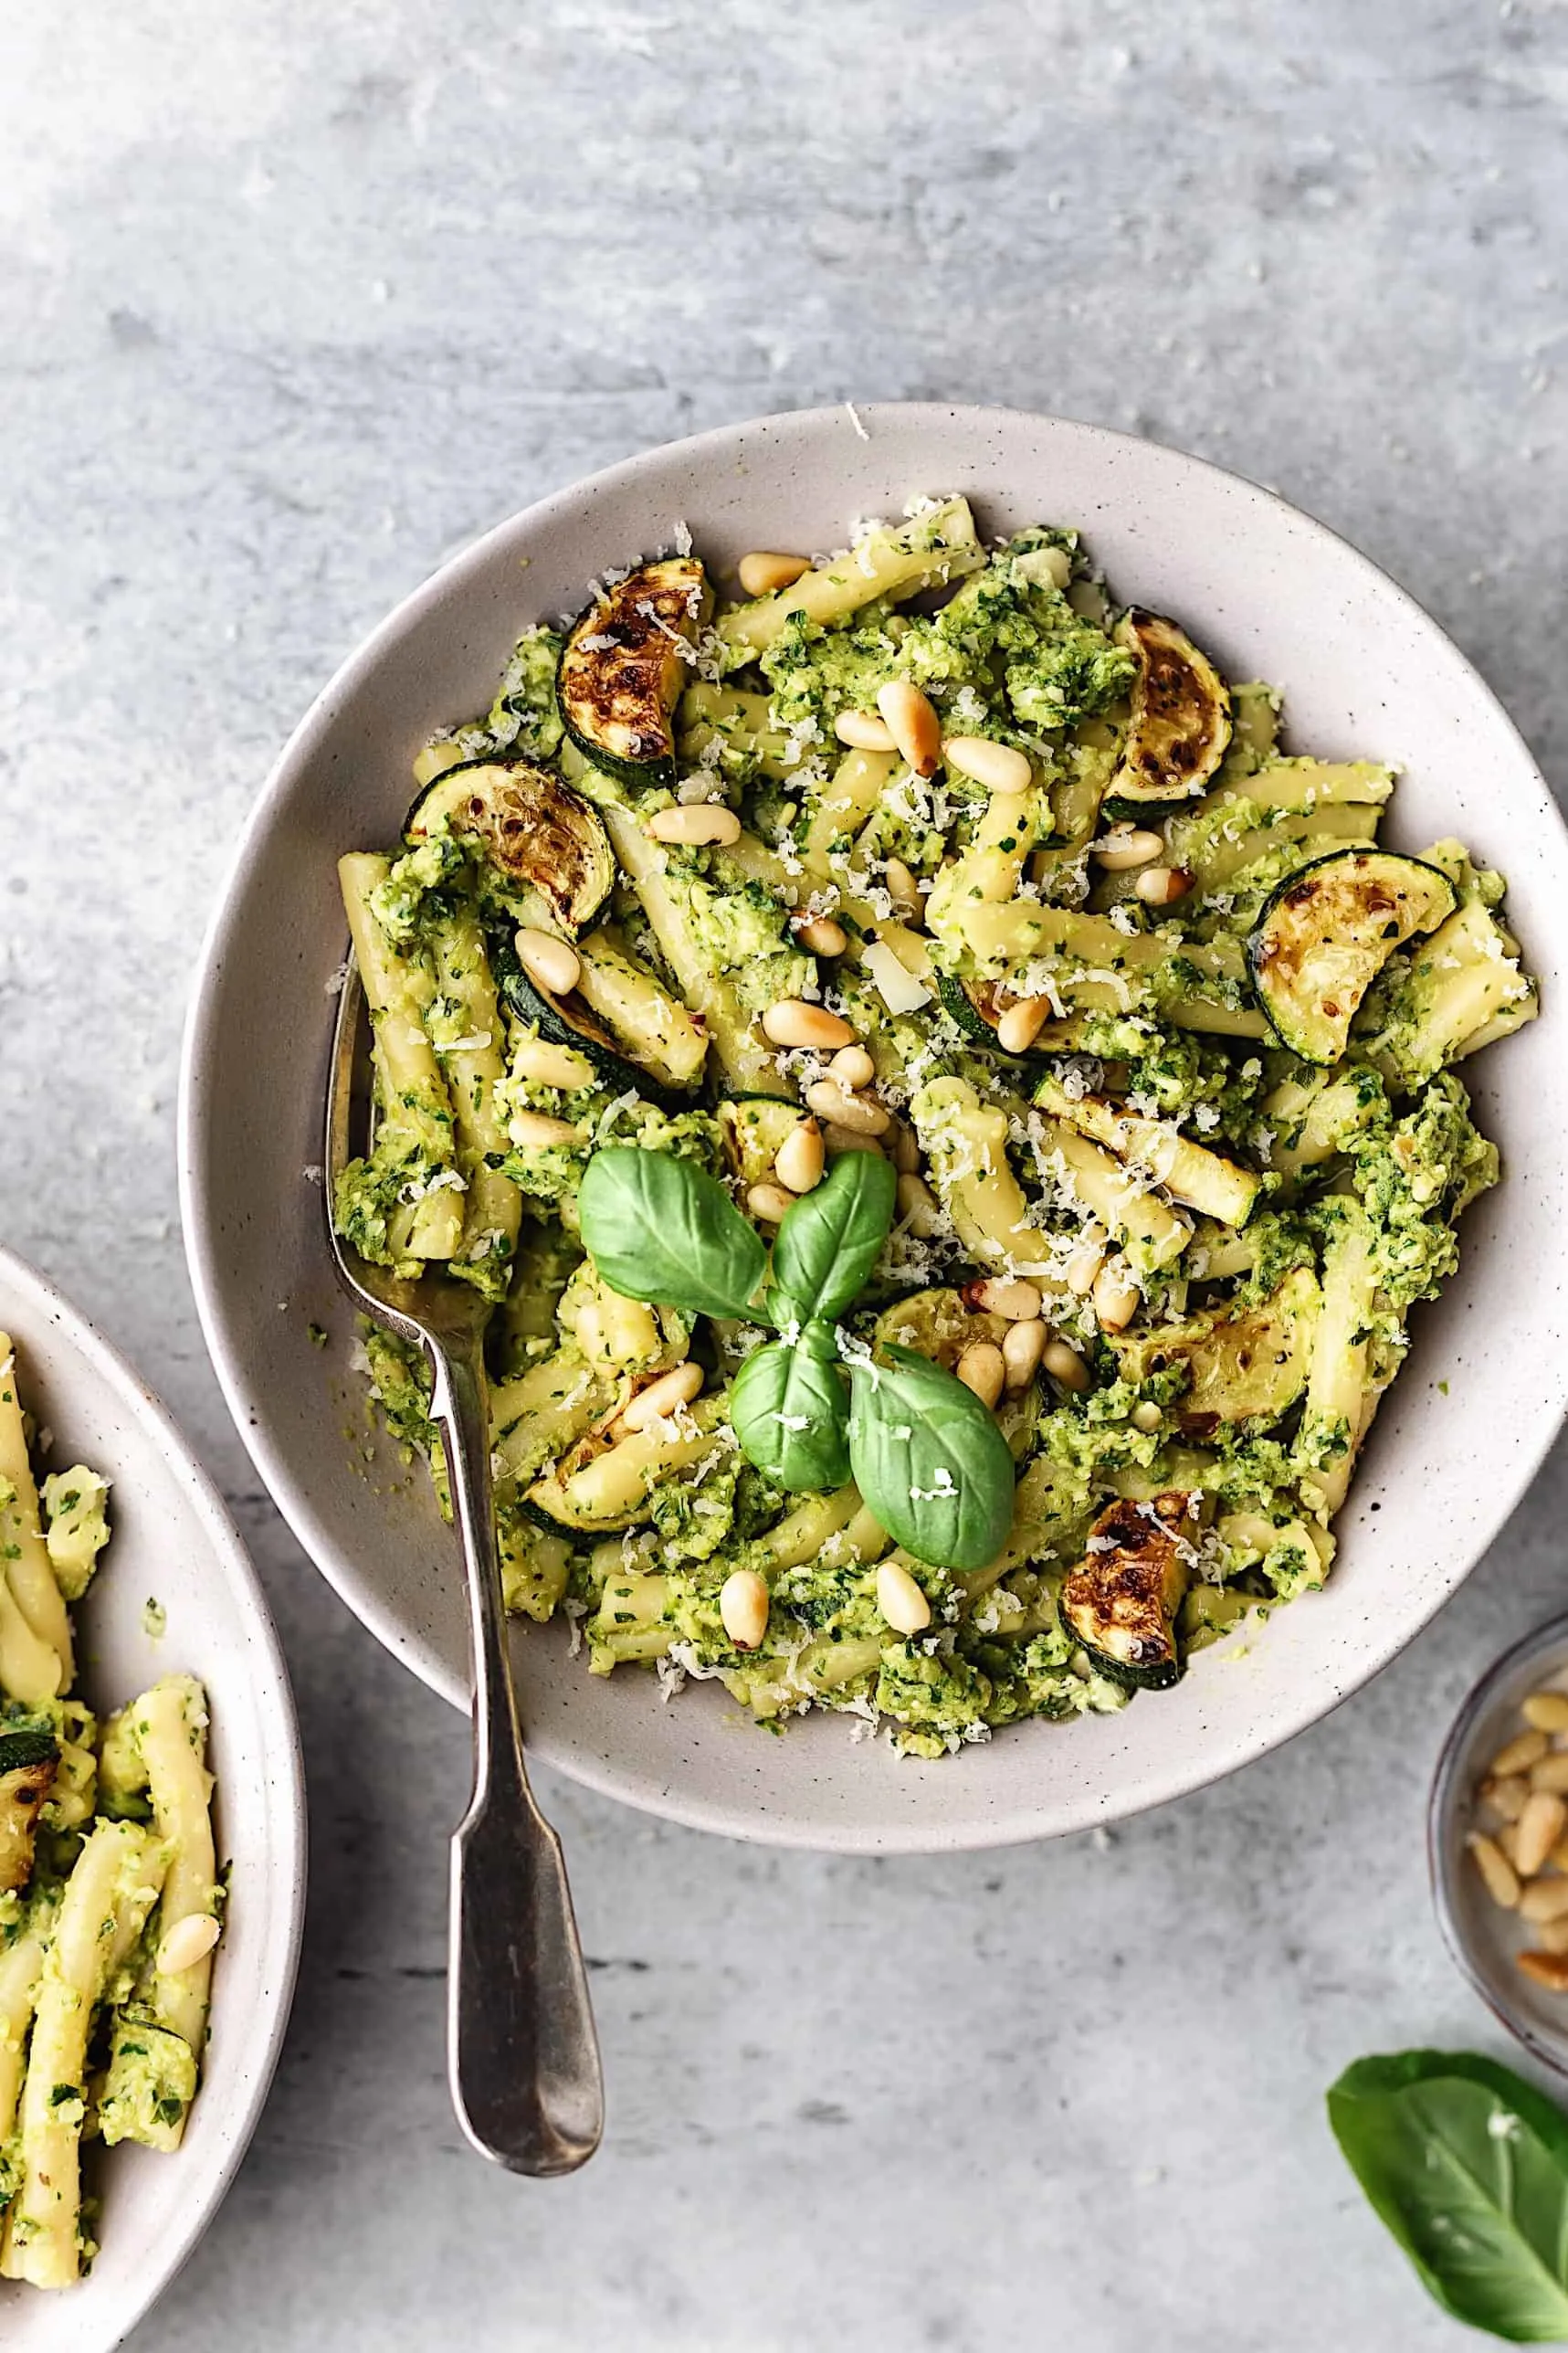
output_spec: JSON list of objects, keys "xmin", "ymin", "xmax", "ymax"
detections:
[
  {"xmin": 847, "ymin": 1343, "xmax": 1016, "ymax": 1573},
  {"xmin": 767, "ymin": 1153, "xmax": 897, "ymax": 1326},
  {"xmin": 729, "ymin": 1322, "xmax": 851, "ymax": 1493},
  {"xmin": 577, "ymin": 1147, "xmax": 768, "ymax": 1322},
  {"xmin": 1327, "ymin": 2049, "xmax": 1568, "ymax": 2342}
]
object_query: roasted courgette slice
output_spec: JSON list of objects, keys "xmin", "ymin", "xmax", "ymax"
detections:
[
  {"xmin": 0, "ymin": 1729, "xmax": 59, "ymax": 1893},
  {"xmin": 1059, "ymin": 1493, "xmax": 1198, "ymax": 1690},
  {"xmin": 405, "ymin": 759, "xmax": 614, "ymax": 934},
  {"xmin": 1111, "ymin": 1267, "xmax": 1321, "ymax": 1440},
  {"xmin": 558, "ymin": 555, "xmax": 712, "ymax": 787},
  {"xmin": 1247, "ymin": 849, "xmax": 1458, "ymax": 1065},
  {"xmin": 934, "ymin": 973, "xmax": 1068, "ymax": 1057},
  {"xmin": 1107, "ymin": 611, "xmax": 1232, "ymax": 811},
  {"xmin": 487, "ymin": 923, "xmax": 689, "ymax": 1105}
]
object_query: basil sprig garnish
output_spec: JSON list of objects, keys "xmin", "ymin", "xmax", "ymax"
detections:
[
  {"xmin": 576, "ymin": 1149, "xmax": 767, "ymax": 1321},
  {"xmin": 576, "ymin": 1147, "xmax": 1016, "ymax": 1571},
  {"xmin": 1328, "ymin": 2050, "xmax": 1568, "ymax": 2341},
  {"xmin": 730, "ymin": 1321, "xmax": 851, "ymax": 1493},
  {"xmin": 847, "ymin": 1344, "xmax": 1016, "ymax": 1573}
]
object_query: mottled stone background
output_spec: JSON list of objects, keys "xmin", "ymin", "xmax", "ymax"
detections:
[{"xmin": 2, "ymin": 2, "xmax": 1565, "ymax": 2345}]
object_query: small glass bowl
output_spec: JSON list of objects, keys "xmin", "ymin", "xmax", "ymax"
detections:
[{"xmin": 1430, "ymin": 1613, "xmax": 1568, "ymax": 2077}]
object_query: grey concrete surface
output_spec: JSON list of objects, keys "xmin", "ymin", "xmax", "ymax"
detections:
[{"xmin": 2, "ymin": 0, "xmax": 1566, "ymax": 2344}]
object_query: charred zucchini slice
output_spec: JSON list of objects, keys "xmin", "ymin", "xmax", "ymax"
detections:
[
  {"xmin": 1107, "ymin": 611, "xmax": 1232, "ymax": 811},
  {"xmin": 0, "ymin": 1729, "xmax": 58, "ymax": 1892},
  {"xmin": 405, "ymin": 759, "xmax": 614, "ymax": 935},
  {"xmin": 488, "ymin": 924, "xmax": 687, "ymax": 1104},
  {"xmin": 558, "ymin": 555, "xmax": 712, "ymax": 786},
  {"xmin": 1059, "ymin": 1493, "xmax": 1198, "ymax": 1690},
  {"xmin": 934, "ymin": 974, "xmax": 1075, "ymax": 1058},
  {"xmin": 1248, "ymin": 849, "xmax": 1458, "ymax": 1065},
  {"xmin": 1111, "ymin": 1268, "xmax": 1320, "ymax": 1439}
]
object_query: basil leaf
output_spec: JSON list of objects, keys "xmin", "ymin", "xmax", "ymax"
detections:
[
  {"xmin": 847, "ymin": 1343, "xmax": 1015, "ymax": 1572},
  {"xmin": 577, "ymin": 1148, "xmax": 767, "ymax": 1322},
  {"xmin": 1327, "ymin": 2050, "xmax": 1568, "ymax": 2341},
  {"xmin": 769, "ymin": 1153, "xmax": 897, "ymax": 1326},
  {"xmin": 729, "ymin": 1324, "xmax": 850, "ymax": 1492}
]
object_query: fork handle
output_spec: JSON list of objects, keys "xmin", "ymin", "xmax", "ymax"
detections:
[{"xmin": 434, "ymin": 1341, "xmax": 604, "ymax": 2176}]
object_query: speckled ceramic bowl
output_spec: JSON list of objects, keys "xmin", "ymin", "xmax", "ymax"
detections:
[
  {"xmin": 0, "ymin": 1250, "xmax": 304, "ymax": 2353},
  {"xmin": 1430, "ymin": 1617, "xmax": 1568, "ymax": 2077},
  {"xmin": 180, "ymin": 404, "xmax": 1568, "ymax": 1852}
]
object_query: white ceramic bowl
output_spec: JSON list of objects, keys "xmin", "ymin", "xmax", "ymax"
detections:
[
  {"xmin": 1429, "ymin": 1615, "xmax": 1568, "ymax": 2077},
  {"xmin": 180, "ymin": 403, "xmax": 1568, "ymax": 1853},
  {"xmin": 0, "ymin": 1250, "xmax": 304, "ymax": 2351}
]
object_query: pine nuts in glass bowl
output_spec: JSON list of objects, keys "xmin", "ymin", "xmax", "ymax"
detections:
[{"xmin": 1429, "ymin": 1616, "xmax": 1568, "ymax": 2076}]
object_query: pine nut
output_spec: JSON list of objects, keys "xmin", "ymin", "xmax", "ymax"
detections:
[
  {"xmin": 508, "ymin": 1110, "xmax": 580, "ymax": 1147},
  {"xmin": 1518, "ymin": 1790, "xmax": 1568, "ymax": 1877},
  {"xmin": 805, "ymin": 1081, "xmax": 889, "ymax": 1134},
  {"xmin": 1531, "ymin": 1917, "xmax": 1568, "ymax": 1956},
  {"xmin": 835, "ymin": 709, "xmax": 897, "ymax": 752},
  {"xmin": 878, "ymin": 1558, "xmax": 932, "ymax": 1636},
  {"xmin": 747, "ymin": 1182, "xmax": 796, "ymax": 1225},
  {"xmin": 516, "ymin": 927, "xmax": 582, "ymax": 997},
  {"xmin": 1065, "ymin": 1229, "xmax": 1108, "ymax": 1294},
  {"xmin": 956, "ymin": 1339, "xmax": 1005, "ymax": 1409},
  {"xmin": 762, "ymin": 1000, "xmax": 855, "ymax": 1050},
  {"xmin": 1518, "ymin": 1950, "xmax": 1568, "ymax": 1991},
  {"xmin": 795, "ymin": 914, "xmax": 848, "ymax": 957},
  {"xmin": 1002, "ymin": 1319, "xmax": 1047, "ymax": 1391},
  {"xmin": 617, "ymin": 1362, "xmax": 704, "ymax": 1433},
  {"xmin": 1548, "ymin": 1834, "xmax": 1568, "ymax": 1874},
  {"xmin": 1531, "ymin": 1754, "xmax": 1568, "ymax": 1796},
  {"xmin": 995, "ymin": 997, "xmax": 1049, "ymax": 1056},
  {"xmin": 896, "ymin": 1172, "xmax": 942, "ymax": 1235},
  {"xmin": 823, "ymin": 1124, "xmax": 886, "ymax": 1156},
  {"xmin": 1499, "ymin": 1820, "xmax": 1525, "ymax": 1870},
  {"xmin": 1525, "ymin": 1692, "xmax": 1568, "ymax": 1734},
  {"xmin": 877, "ymin": 680, "xmax": 942, "ymax": 778},
  {"xmin": 1090, "ymin": 827, "xmax": 1164, "ymax": 871},
  {"xmin": 738, "ymin": 551, "xmax": 811, "ymax": 597},
  {"xmin": 1093, "ymin": 1259, "xmax": 1141, "ymax": 1333},
  {"xmin": 1134, "ymin": 864, "xmax": 1194, "ymax": 908},
  {"xmin": 157, "ymin": 1913, "xmax": 221, "ymax": 1976},
  {"xmin": 883, "ymin": 858, "xmax": 923, "ymax": 923},
  {"xmin": 511, "ymin": 1036, "xmax": 595, "ymax": 1092},
  {"xmin": 720, "ymin": 1567, "xmax": 771, "ymax": 1650},
  {"xmin": 1492, "ymin": 1729, "xmax": 1550, "ymax": 1778},
  {"xmin": 773, "ymin": 1118, "xmax": 826, "ymax": 1196},
  {"xmin": 828, "ymin": 1044, "xmax": 877, "ymax": 1091},
  {"xmin": 1131, "ymin": 1400, "xmax": 1163, "ymax": 1433},
  {"xmin": 1468, "ymin": 1831, "xmax": 1521, "ymax": 1909},
  {"xmin": 1043, "ymin": 1337, "xmax": 1091, "ymax": 1392},
  {"xmin": 888, "ymin": 1121, "xmax": 920, "ymax": 1176},
  {"xmin": 967, "ymin": 1278, "xmax": 1041, "ymax": 1322},
  {"xmin": 647, "ymin": 803, "xmax": 742, "ymax": 847},
  {"xmin": 1481, "ymin": 1774, "xmax": 1531, "ymax": 1823},
  {"xmin": 1519, "ymin": 1875, "xmax": 1568, "ymax": 1924},
  {"xmin": 942, "ymin": 735, "xmax": 1034, "ymax": 795}
]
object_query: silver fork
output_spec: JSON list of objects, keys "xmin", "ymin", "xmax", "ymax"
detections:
[{"xmin": 324, "ymin": 960, "xmax": 603, "ymax": 2176}]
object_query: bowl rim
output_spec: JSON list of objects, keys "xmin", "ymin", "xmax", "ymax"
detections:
[
  {"xmin": 0, "ymin": 1244, "xmax": 308, "ymax": 2345},
  {"xmin": 178, "ymin": 400, "xmax": 1568, "ymax": 1851},
  {"xmin": 1427, "ymin": 1610, "xmax": 1568, "ymax": 2081}
]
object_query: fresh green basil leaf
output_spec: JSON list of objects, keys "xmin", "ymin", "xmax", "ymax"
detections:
[
  {"xmin": 1327, "ymin": 2049, "xmax": 1568, "ymax": 2342},
  {"xmin": 577, "ymin": 1148, "xmax": 767, "ymax": 1322},
  {"xmin": 847, "ymin": 1343, "xmax": 1015, "ymax": 1572},
  {"xmin": 769, "ymin": 1153, "xmax": 897, "ymax": 1325},
  {"xmin": 730, "ymin": 1324, "xmax": 850, "ymax": 1493}
]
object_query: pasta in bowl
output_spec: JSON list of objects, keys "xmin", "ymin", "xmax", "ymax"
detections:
[
  {"xmin": 328, "ymin": 500, "xmax": 1537, "ymax": 1757},
  {"xmin": 0, "ymin": 1250, "xmax": 302, "ymax": 2349},
  {"xmin": 183, "ymin": 405, "xmax": 1568, "ymax": 1849}
]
